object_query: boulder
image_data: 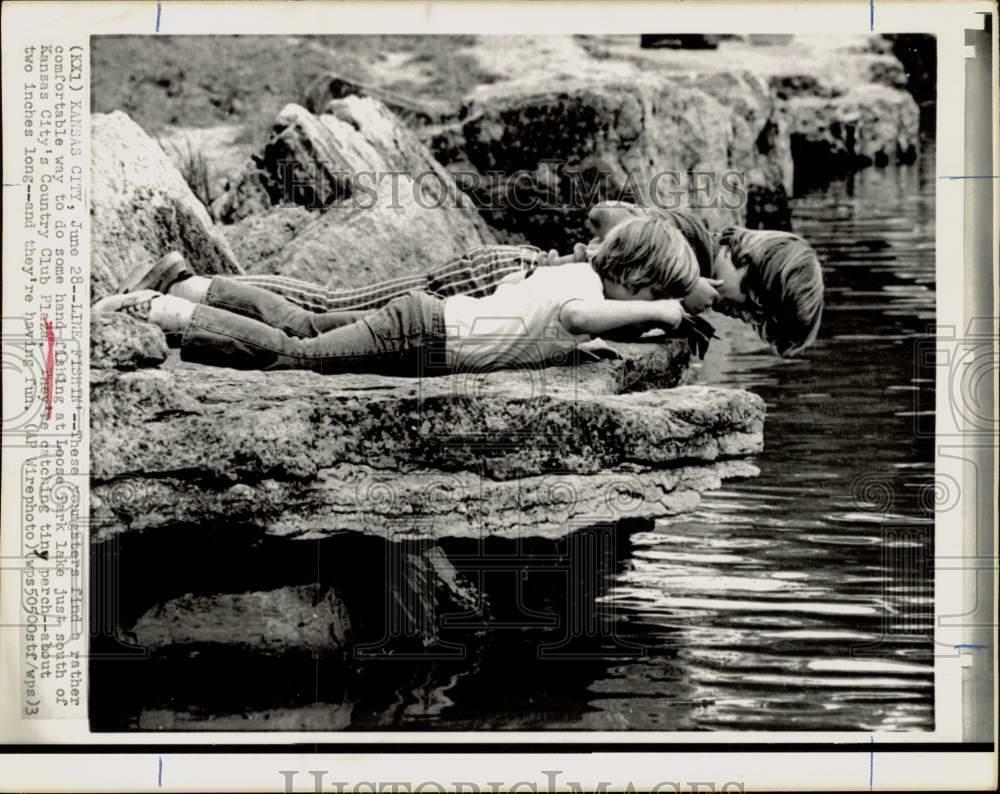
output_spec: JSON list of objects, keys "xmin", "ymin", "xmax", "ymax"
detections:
[
  {"xmin": 90, "ymin": 112, "xmax": 242, "ymax": 301},
  {"xmin": 89, "ymin": 359, "xmax": 763, "ymax": 542},
  {"xmin": 785, "ymin": 84, "xmax": 920, "ymax": 168},
  {"xmin": 210, "ymin": 104, "xmax": 362, "ymax": 222},
  {"xmin": 212, "ymin": 100, "xmax": 495, "ymax": 242},
  {"xmin": 243, "ymin": 173, "xmax": 499, "ymax": 286},
  {"xmin": 429, "ymin": 75, "xmax": 783, "ymax": 249},
  {"xmin": 212, "ymin": 101, "xmax": 497, "ymax": 283},
  {"xmin": 219, "ymin": 206, "xmax": 314, "ymax": 273},
  {"xmin": 668, "ymin": 71, "xmax": 794, "ymax": 224},
  {"xmin": 90, "ymin": 313, "xmax": 168, "ymax": 370},
  {"xmin": 304, "ymin": 72, "xmax": 455, "ymax": 125},
  {"xmin": 131, "ymin": 584, "xmax": 352, "ymax": 656},
  {"xmin": 769, "ymin": 73, "xmax": 844, "ymax": 101}
]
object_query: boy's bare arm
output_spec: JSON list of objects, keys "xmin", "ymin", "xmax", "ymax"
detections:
[{"xmin": 560, "ymin": 299, "xmax": 685, "ymax": 336}]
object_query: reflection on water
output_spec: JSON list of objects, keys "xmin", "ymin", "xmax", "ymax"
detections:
[
  {"xmin": 397, "ymin": 147, "xmax": 937, "ymax": 732},
  {"xmin": 596, "ymin": 146, "xmax": 938, "ymax": 732}
]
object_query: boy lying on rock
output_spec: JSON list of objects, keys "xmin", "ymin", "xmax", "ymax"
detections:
[
  {"xmin": 212, "ymin": 203, "xmax": 824, "ymax": 357},
  {"xmin": 586, "ymin": 203, "xmax": 824, "ymax": 356},
  {"xmin": 93, "ymin": 216, "xmax": 702, "ymax": 376}
]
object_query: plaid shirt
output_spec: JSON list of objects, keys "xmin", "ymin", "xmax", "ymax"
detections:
[{"xmin": 234, "ymin": 245, "xmax": 545, "ymax": 313}]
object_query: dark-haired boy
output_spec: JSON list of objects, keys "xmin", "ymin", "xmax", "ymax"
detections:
[{"xmin": 586, "ymin": 202, "xmax": 824, "ymax": 355}]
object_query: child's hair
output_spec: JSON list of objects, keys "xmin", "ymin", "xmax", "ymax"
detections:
[
  {"xmin": 591, "ymin": 217, "xmax": 700, "ymax": 299},
  {"xmin": 589, "ymin": 201, "xmax": 715, "ymax": 277},
  {"xmin": 717, "ymin": 226, "xmax": 824, "ymax": 356},
  {"xmin": 653, "ymin": 208, "xmax": 716, "ymax": 278}
]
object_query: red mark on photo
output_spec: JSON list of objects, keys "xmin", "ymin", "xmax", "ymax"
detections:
[{"xmin": 45, "ymin": 318, "xmax": 55, "ymax": 420}]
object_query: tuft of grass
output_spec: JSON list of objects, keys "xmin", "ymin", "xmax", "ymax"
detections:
[{"xmin": 161, "ymin": 135, "xmax": 218, "ymax": 211}]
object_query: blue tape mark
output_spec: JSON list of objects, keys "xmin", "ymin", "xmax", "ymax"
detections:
[
  {"xmin": 869, "ymin": 0, "xmax": 874, "ymax": 30},
  {"xmin": 869, "ymin": 735, "xmax": 874, "ymax": 789},
  {"xmin": 939, "ymin": 175, "xmax": 999, "ymax": 180},
  {"xmin": 158, "ymin": 756, "xmax": 163, "ymax": 787},
  {"xmin": 954, "ymin": 643, "xmax": 989, "ymax": 649},
  {"xmin": 155, "ymin": 2, "xmax": 161, "ymax": 32}
]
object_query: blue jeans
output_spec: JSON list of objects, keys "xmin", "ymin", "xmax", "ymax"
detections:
[{"xmin": 180, "ymin": 277, "xmax": 449, "ymax": 376}]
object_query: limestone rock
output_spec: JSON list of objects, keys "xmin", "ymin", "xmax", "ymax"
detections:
[
  {"xmin": 304, "ymin": 72, "xmax": 455, "ymax": 125},
  {"xmin": 90, "ymin": 112, "xmax": 242, "ymax": 301},
  {"xmin": 219, "ymin": 206, "xmax": 314, "ymax": 273},
  {"xmin": 106, "ymin": 458, "xmax": 757, "ymax": 542},
  {"xmin": 211, "ymin": 104, "xmax": 360, "ymax": 222},
  {"xmin": 89, "ymin": 358, "xmax": 763, "ymax": 540},
  {"xmin": 433, "ymin": 76, "xmax": 778, "ymax": 249},
  {"xmin": 769, "ymin": 73, "xmax": 844, "ymax": 101},
  {"xmin": 211, "ymin": 101, "xmax": 496, "ymax": 283},
  {"xmin": 213, "ymin": 101, "xmax": 495, "ymax": 250},
  {"xmin": 90, "ymin": 313, "xmax": 168, "ymax": 370},
  {"xmin": 785, "ymin": 84, "xmax": 920, "ymax": 168},
  {"xmin": 669, "ymin": 70, "xmax": 794, "ymax": 224},
  {"xmin": 138, "ymin": 704, "xmax": 355, "ymax": 732},
  {"xmin": 131, "ymin": 584, "xmax": 351, "ymax": 656},
  {"xmin": 244, "ymin": 173, "xmax": 497, "ymax": 286}
]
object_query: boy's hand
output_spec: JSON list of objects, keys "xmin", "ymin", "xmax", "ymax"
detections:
[
  {"xmin": 653, "ymin": 299, "xmax": 686, "ymax": 329},
  {"xmin": 537, "ymin": 249, "xmax": 574, "ymax": 267},
  {"xmin": 681, "ymin": 278, "xmax": 723, "ymax": 314}
]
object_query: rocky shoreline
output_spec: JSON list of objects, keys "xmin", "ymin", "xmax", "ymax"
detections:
[{"xmin": 89, "ymin": 33, "xmax": 921, "ymax": 727}]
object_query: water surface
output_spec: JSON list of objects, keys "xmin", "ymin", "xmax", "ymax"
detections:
[{"xmin": 403, "ymin": 146, "xmax": 938, "ymax": 732}]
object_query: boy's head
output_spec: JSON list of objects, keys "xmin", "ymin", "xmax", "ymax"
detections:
[
  {"xmin": 587, "ymin": 201, "xmax": 645, "ymax": 243},
  {"xmin": 714, "ymin": 226, "xmax": 824, "ymax": 356},
  {"xmin": 591, "ymin": 217, "xmax": 700, "ymax": 301},
  {"xmin": 587, "ymin": 202, "xmax": 715, "ymax": 277}
]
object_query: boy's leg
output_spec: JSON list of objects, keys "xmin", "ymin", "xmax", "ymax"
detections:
[
  {"xmin": 310, "ymin": 310, "xmax": 372, "ymax": 332},
  {"xmin": 202, "ymin": 277, "xmax": 354, "ymax": 338},
  {"xmin": 425, "ymin": 245, "xmax": 542, "ymax": 298},
  {"xmin": 231, "ymin": 245, "xmax": 544, "ymax": 311},
  {"xmin": 231, "ymin": 272, "xmax": 428, "ymax": 313},
  {"xmin": 181, "ymin": 292, "xmax": 448, "ymax": 376}
]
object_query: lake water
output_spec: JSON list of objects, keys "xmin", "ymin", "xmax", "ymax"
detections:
[{"xmin": 377, "ymin": 146, "xmax": 938, "ymax": 732}]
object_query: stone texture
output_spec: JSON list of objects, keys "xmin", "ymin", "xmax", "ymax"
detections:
[
  {"xmin": 98, "ymin": 459, "xmax": 759, "ymax": 542},
  {"xmin": 417, "ymin": 35, "xmax": 923, "ymax": 246},
  {"xmin": 785, "ymin": 84, "xmax": 920, "ymax": 168},
  {"xmin": 304, "ymin": 72, "xmax": 455, "ymax": 124},
  {"xmin": 213, "ymin": 100, "xmax": 493, "ymax": 224},
  {"xmin": 243, "ymin": 172, "xmax": 494, "ymax": 287},
  {"xmin": 90, "ymin": 313, "xmax": 168, "ymax": 370},
  {"xmin": 90, "ymin": 112, "xmax": 242, "ymax": 301},
  {"xmin": 219, "ymin": 206, "xmax": 314, "ymax": 273},
  {"xmin": 89, "ymin": 354, "xmax": 745, "ymax": 482},
  {"xmin": 668, "ymin": 70, "xmax": 794, "ymax": 226},
  {"xmin": 211, "ymin": 100, "xmax": 497, "ymax": 284},
  {"xmin": 138, "ymin": 704, "xmax": 355, "ymax": 732},
  {"xmin": 89, "ymin": 360, "xmax": 764, "ymax": 540},
  {"xmin": 131, "ymin": 584, "xmax": 351, "ymax": 655},
  {"xmin": 429, "ymin": 75, "xmax": 781, "ymax": 249},
  {"xmin": 212, "ymin": 103, "xmax": 362, "ymax": 221}
]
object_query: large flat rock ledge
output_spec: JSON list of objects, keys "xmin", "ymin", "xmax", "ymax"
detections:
[{"xmin": 90, "ymin": 359, "xmax": 764, "ymax": 541}]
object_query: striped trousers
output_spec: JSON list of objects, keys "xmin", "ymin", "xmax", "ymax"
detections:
[{"xmin": 231, "ymin": 245, "xmax": 544, "ymax": 313}]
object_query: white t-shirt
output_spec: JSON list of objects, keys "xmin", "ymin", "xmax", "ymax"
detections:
[{"xmin": 444, "ymin": 261, "xmax": 604, "ymax": 371}]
